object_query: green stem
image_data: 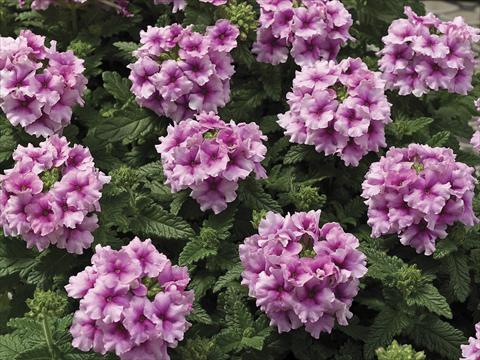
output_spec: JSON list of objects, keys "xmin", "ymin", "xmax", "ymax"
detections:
[{"xmin": 42, "ymin": 316, "xmax": 57, "ymax": 360}]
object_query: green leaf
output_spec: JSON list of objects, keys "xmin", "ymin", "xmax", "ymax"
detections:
[
  {"xmin": 388, "ymin": 117, "xmax": 433, "ymax": 138},
  {"xmin": 259, "ymin": 116, "xmax": 281, "ymax": 134},
  {"xmin": 133, "ymin": 205, "xmax": 195, "ymax": 240},
  {"xmin": 410, "ymin": 316, "xmax": 465, "ymax": 360},
  {"xmin": 364, "ymin": 307, "xmax": 411, "ymax": 359},
  {"xmin": 213, "ymin": 263, "xmax": 243, "ymax": 293},
  {"xmin": 427, "ymin": 131, "xmax": 450, "ymax": 147},
  {"xmin": 361, "ymin": 246, "xmax": 404, "ymax": 281},
  {"xmin": 0, "ymin": 119, "xmax": 16, "ymax": 163},
  {"xmin": 203, "ymin": 204, "xmax": 237, "ymax": 241},
  {"xmin": 112, "ymin": 41, "xmax": 138, "ymax": 61},
  {"xmin": 406, "ymin": 284, "xmax": 452, "ymax": 319},
  {"xmin": 102, "ymin": 71, "xmax": 132, "ymax": 103},
  {"xmin": 0, "ymin": 334, "xmax": 23, "ymax": 358},
  {"xmin": 0, "ymin": 237, "xmax": 43, "ymax": 281},
  {"xmin": 179, "ymin": 239, "xmax": 217, "ymax": 266},
  {"xmin": 238, "ymin": 178, "xmax": 282, "ymax": 213},
  {"xmin": 240, "ymin": 336, "xmax": 265, "ymax": 351},
  {"xmin": 15, "ymin": 346, "xmax": 52, "ymax": 360},
  {"xmin": 284, "ymin": 145, "xmax": 313, "ymax": 165},
  {"xmin": 189, "ymin": 302, "xmax": 212, "ymax": 325},
  {"xmin": 445, "ymin": 253, "xmax": 470, "ymax": 302},
  {"xmin": 95, "ymin": 106, "xmax": 157, "ymax": 143},
  {"xmin": 433, "ymin": 238, "xmax": 457, "ymax": 259}
]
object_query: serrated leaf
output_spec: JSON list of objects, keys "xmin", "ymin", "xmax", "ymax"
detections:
[
  {"xmin": 96, "ymin": 106, "xmax": 157, "ymax": 143},
  {"xmin": 213, "ymin": 263, "xmax": 243, "ymax": 293},
  {"xmin": 0, "ymin": 119, "xmax": 16, "ymax": 163},
  {"xmin": 238, "ymin": 178, "xmax": 282, "ymax": 213},
  {"xmin": 132, "ymin": 205, "xmax": 195, "ymax": 240},
  {"xmin": 179, "ymin": 239, "xmax": 217, "ymax": 266},
  {"xmin": 427, "ymin": 131, "xmax": 450, "ymax": 147},
  {"xmin": 388, "ymin": 117, "xmax": 433, "ymax": 138},
  {"xmin": 364, "ymin": 307, "xmax": 411, "ymax": 359},
  {"xmin": 15, "ymin": 345, "xmax": 52, "ymax": 360},
  {"xmin": 406, "ymin": 284, "xmax": 452, "ymax": 319},
  {"xmin": 0, "ymin": 334, "xmax": 24, "ymax": 358},
  {"xmin": 410, "ymin": 316, "xmax": 465, "ymax": 360},
  {"xmin": 113, "ymin": 41, "xmax": 138, "ymax": 61},
  {"xmin": 189, "ymin": 302, "xmax": 212, "ymax": 325},
  {"xmin": 284, "ymin": 145, "xmax": 313, "ymax": 165},
  {"xmin": 102, "ymin": 71, "xmax": 132, "ymax": 103},
  {"xmin": 203, "ymin": 204, "xmax": 237, "ymax": 241},
  {"xmin": 433, "ymin": 238, "xmax": 457, "ymax": 259},
  {"xmin": 361, "ymin": 246, "xmax": 404, "ymax": 281},
  {"xmin": 259, "ymin": 116, "xmax": 281, "ymax": 134},
  {"xmin": 240, "ymin": 336, "xmax": 265, "ymax": 351},
  {"xmin": 445, "ymin": 253, "xmax": 470, "ymax": 302}
]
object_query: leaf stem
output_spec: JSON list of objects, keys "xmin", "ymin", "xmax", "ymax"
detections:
[{"xmin": 42, "ymin": 316, "xmax": 57, "ymax": 360}]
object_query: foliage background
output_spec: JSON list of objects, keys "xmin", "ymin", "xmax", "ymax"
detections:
[{"xmin": 0, "ymin": 0, "xmax": 480, "ymax": 359}]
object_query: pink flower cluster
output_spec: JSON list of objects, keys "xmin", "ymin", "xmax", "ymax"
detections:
[
  {"xmin": 471, "ymin": 98, "xmax": 480, "ymax": 152},
  {"xmin": 379, "ymin": 6, "xmax": 480, "ymax": 96},
  {"xmin": 66, "ymin": 237, "xmax": 194, "ymax": 360},
  {"xmin": 0, "ymin": 135, "xmax": 110, "ymax": 254},
  {"xmin": 461, "ymin": 323, "xmax": 480, "ymax": 360},
  {"xmin": 252, "ymin": 0, "xmax": 353, "ymax": 66},
  {"xmin": 153, "ymin": 0, "xmax": 225, "ymax": 13},
  {"xmin": 128, "ymin": 21, "xmax": 238, "ymax": 122},
  {"xmin": 278, "ymin": 58, "xmax": 392, "ymax": 166},
  {"xmin": 0, "ymin": 30, "xmax": 87, "ymax": 137},
  {"xmin": 362, "ymin": 144, "xmax": 478, "ymax": 255},
  {"xmin": 20, "ymin": 0, "xmax": 133, "ymax": 17},
  {"xmin": 239, "ymin": 211, "xmax": 367, "ymax": 338},
  {"xmin": 156, "ymin": 112, "xmax": 267, "ymax": 214}
]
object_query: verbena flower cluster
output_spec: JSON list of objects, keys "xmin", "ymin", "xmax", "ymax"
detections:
[
  {"xmin": 0, "ymin": 135, "xmax": 110, "ymax": 254},
  {"xmin": 362, "ymin": 144, "xmax": 478, "ymax": 255},
  {"xmin": 0, "ymin": 30, "xmax": 87, "ymax": 137},
  {"xmin": 379, "ymin": 6, "xmax": 480, "ymax": 96},
  {"xmin": 156, "ymin": 112, "xmax": 267, "ymax": 214},
  {"xmin": 252, "ymin": 0, "xmax": 353, "ymax": 66},
  {"xmin": 66, "ymin": 237, "xmax": 194, "ymax": 359},
  {"xmin": 471, "ymin": 98, "xmax": 480, "ymax": 152},
  {"xmin": 128, "ymin": 21, "xmax": 238, "ymax": 122},
  {"xmin": 278, "ymin": 58, "xmax": 392, "ymax": 166},
  {"xmin": 461, "ymin": 323, "xmax": 480, "ymax": 360},
  {"xmin": 239, "ymin": 210, "xmax": 367, "ymax": 338},
  {"xmin": 20, "ymin": 0, "xmax": 133, "ymax": 16}
]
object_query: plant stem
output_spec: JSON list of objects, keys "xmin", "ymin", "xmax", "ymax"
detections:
[{"xmin": 42, "ymin": 316, "xmax": 57, "ymax": 360}]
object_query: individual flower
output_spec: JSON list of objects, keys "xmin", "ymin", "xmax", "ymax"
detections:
[
  {"xmin": 0, "ymin": 30, "xmax": 87, "ymax": 137},
  {"xmin": 128, "ymin": 23, "xmax": 238, "ymax": 122},
  {"xmin": 361, "ymin": 144, "xmax": 478, "ymax": 255},
  {"xmin": 0, "ymin": 135, "xmax": 110, "ymax": 253},
  {"xmin": 239, "ymin": 211, "xmax": 367, "ymax": 338},
  {"xmin": 253, "ymin": 0, "xmax": 353, "ymax": 66},
  {"xmin": 66, "ymin": 237, "xmax": 194, "ymax": 360},
  {"xmin": 378, "ymin": 6, "xmax": 480, "ymax": 96},
  {"xmin": 278, "ymin": 58, "xmax": 392, "ymax": 166},
  {"xmin": 156, "ymin": 112, "xmax": 267, "ymax": 213},
  {"xmin": 470, "ymin": 98, "xmax": 480, "ymax": 152}
]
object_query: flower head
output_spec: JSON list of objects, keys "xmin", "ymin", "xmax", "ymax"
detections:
[
  {"xmin": 362, "ymin": 144, "xmax": 478, "ymax": 255},
  {"xmin": 240, "ymin": 210, "xmax": 367, "ymax": 337},
  {"xmin": 0, "ymin": 135, "xmax": 109, "ymax": 253},
  {"xmin": 66, "ymin": 237, "xmax": 194, "ymax": 359}
]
